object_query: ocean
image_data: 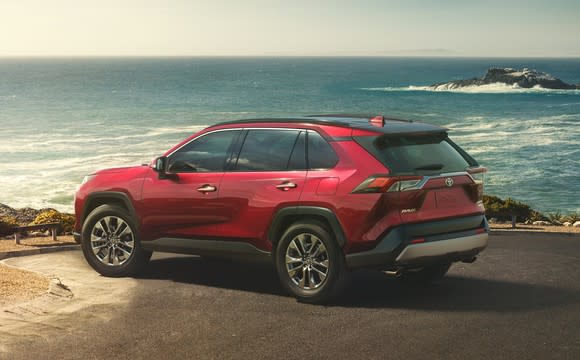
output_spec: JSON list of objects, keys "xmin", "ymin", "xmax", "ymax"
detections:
[{"xmin": 0, "ymin": 57, "xmax": 578, "ymax": 214}]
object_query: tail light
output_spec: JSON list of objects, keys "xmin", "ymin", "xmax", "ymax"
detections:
[
  {"xmin": 352, "ymin": 175, "xmax": 423, "ymax": 193},
  {"xmin": 467, "ymin": 167, "xmax": 487, "ymax": 202}
]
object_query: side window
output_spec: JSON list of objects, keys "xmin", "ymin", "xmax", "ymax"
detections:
[
  {"xmin": 308, "ymin": 131, "xmax": 338, "ymax": 169},
  {"xmin": 287, "ymin": 131, "xmax": 306, "ymax": 170},
  {"xmin": 168, "ymin": 130, "xmax": 237, "ymax": 172},
  {"xmin": 235, "ymin": 129, "xmax": 300, "ymax": 171}
]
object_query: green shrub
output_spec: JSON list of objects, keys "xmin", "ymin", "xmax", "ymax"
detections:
[
  {"xmin": 29, "ymin": 210, "xmax": 75, "ymax": 234},
  {"xmin": 564, "ymin": 212, "xmax": 580, "ymax": 224},
  {"xmin": 483, "ymin": 195, "xmax": 543, "ymax": 222},
  {"xmin": 547, "ymin": 211, "xmax": 566, "ymax": 225},
  {"xmin": 0, "ymin": 215, "xmax": 20, "ymax": 236}
]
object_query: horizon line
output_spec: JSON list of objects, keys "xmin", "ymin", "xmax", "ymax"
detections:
[{"xmin": 1, "ymin": 54, "xmax": 580, "ymax": 59}]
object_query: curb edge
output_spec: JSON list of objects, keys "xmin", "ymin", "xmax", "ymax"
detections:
[{"xmin": 0, "ymin": 245, "xmax": 80, "ymax": 261}]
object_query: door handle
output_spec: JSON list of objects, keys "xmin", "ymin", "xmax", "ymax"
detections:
[
  {"xmin": 276, "ymin": 182, "xmax": 297, "ymax": 191},
  {"xmin": 197, "ymin": 184, "xmax": 217, "ymax": 193}
]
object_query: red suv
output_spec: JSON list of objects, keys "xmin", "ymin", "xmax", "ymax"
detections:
[{"xmin": 74, "ymin": 114, "xmax": 488, "ymax": 303}]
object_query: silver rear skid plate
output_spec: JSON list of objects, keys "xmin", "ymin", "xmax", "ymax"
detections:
[{"xmin": 395, "ymin": 233, "xmax": 488, "ymax": 263}]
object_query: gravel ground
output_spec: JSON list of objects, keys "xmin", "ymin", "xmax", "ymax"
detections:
[
  {"xmin": 490, "ymin": 224, "xmax": 580, "ymax": 233},
  {"xmin": 0, "ymin": 264, "xmax": 49, "ymax": 307},
  {"xmin": 0, "ymin": 235, "xmax": 76, "ymax": 307}
]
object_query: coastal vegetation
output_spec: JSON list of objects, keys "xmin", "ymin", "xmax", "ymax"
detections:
[
  {"xmin": 482, "ymin": 195, "xmax": 579, "ymax": 226},
  {"xmin": 0, "ymin": 205, "xmax": 75, "ymax": 237},
  {"xmin": 483, "ymin": 195, "xmax": 542, "ymax": 222},
  {"xmin": 0, "ymin": 215, "xmax": 19, "ymax": 236},
  {"xmin": 29, "ymin": 209, "xmax": 75, "ymax": 235}
]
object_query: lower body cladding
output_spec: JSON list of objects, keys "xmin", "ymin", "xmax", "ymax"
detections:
[
  {"xmin": 345, "ymin": 215, "xmax": 489, "ymax": 270},
  {"xmin": 141, "ymin": 237, "xmax": 273, "ymax": 264}
]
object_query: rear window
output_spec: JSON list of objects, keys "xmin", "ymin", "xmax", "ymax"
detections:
[{"xmin": 354, "ymin": 133, "xmax": 477, "ymax": 175}]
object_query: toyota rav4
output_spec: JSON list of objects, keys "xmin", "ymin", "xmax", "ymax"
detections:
[{"xmin": 74, "ymin": 114, "xmax": 488, "ymax": 303}]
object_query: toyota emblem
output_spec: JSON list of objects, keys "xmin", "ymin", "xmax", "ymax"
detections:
[{"xmin": 445, "ymin": 178, "xmax": 454, "ymax": 187}]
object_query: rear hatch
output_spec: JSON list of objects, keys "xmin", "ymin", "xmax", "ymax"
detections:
[{"xmin": 353, "ymin": 132, "xmax": 486, "ymax": 225}]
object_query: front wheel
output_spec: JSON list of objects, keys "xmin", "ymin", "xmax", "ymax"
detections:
[
  {"xmin": 81, "ymin": 204, "xmax": 151, "ymax": 277},
  {"xmin": 275, "ymin": 221, "xmax": 348, "ymax": 304}
]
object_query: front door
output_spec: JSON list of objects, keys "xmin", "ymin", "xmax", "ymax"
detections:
[{"xmin": 140, "ymin": 129, "xmax": 240, "ymax": 241}]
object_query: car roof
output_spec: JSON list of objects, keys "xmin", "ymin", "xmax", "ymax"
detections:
[{"xmin": 213, "ymin": 114, "xmax": 447, "ymax": 134}]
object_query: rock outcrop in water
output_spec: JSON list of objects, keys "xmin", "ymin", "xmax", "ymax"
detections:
[{"xmin": 430, "ymin": 68, "xmax": 580, "ymax": 90}]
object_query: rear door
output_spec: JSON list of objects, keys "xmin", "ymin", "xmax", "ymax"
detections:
[
  {"xmin": 355, "ymin": 132, "xmax": 484, "ymax": 224},
  {"xmin": 215, "ymin": 129, "xmax": 307, "ymax": 250}
]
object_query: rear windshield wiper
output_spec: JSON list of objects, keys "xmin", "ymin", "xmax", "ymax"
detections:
[{"xmin": 414, "ymin": 163, "xmax": 444, "ymax": 171}]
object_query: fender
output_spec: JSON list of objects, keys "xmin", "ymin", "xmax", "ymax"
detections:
[
  {"xmin": 268, "ymin": 206, "xmax": 347, "ymax": 248},
  {"xmin": 81, "ymin": 191, "xmax": 138, "ymax": 225}
]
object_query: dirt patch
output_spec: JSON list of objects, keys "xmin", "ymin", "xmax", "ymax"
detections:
[
  {"xmin": 0, "ymin": 235, "xmax": 77, "ymax": 253},
  {"xmin": 0, "ymin": 264, "xmax": 49, "ymax": 307},
  {"xmin": 491, "ymin": 224, "xmax": 580, "ymax": 234}
]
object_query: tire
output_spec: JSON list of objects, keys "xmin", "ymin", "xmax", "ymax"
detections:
[
  {"xmin": 275, "ymin": 220, "xmax": 348, "ymax": 304},
  {"xmin": 81, "ymin": 204, "xmax": 151, "ymax": 277},
  {"xmin": 399, "ymin": 262, "xmax": 452, "ymax": 284}
]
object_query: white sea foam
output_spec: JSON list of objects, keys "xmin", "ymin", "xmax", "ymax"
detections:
[
  {"xmin": 0, "ymin": 124, "xmax": 211, "ymax": 212},
  {"xmin": 361, "ymin": 83, "xmax": 580, "ymax": 95}
]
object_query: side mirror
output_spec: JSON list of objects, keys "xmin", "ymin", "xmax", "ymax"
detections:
[{"xmin": 153, "ymin": 156, "xmax": 169, "ymax": 179}]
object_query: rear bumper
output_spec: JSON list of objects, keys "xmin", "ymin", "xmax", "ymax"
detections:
[{"xmin": 345, "ymin": 215, "xmax": 488, "ymax": 269}]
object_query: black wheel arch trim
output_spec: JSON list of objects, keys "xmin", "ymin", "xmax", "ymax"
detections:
[
  {"xmin": 268, "ymin": 206, "xmax": 347, "ymax": 248},
  {"xmin": 81, "ymin": 191, "xmax": 138, "ymax": 226}
]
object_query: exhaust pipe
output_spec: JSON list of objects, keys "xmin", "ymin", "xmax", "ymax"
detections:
[{"xmin": 384, "ymin": 268, "xmax": 402, "ymax": 277}]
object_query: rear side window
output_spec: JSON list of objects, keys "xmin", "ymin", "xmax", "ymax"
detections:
[
  {"xmin": 235, "ymin": 129, "xmax": 301, "ymax": 171},
  {"xmin": 308, "ymin": 131, "xmax": 338, "ymax": 169},
  {"xmin": 354, "ymin": 133, "xmax": 476, "ymax": 175}
]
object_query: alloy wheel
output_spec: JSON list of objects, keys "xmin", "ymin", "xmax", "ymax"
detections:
[
  {"xmin": 285, "ymin": 233, "xmax": 330, "ymax": 290},
  {"xmin": 90, "ymin": 216, "xmax": 135, "ymax": 266}
]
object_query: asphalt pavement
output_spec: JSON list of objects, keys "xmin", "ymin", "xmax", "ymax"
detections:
[{"xmin": 1, "ymin": 233, "xmax": 579, "ymax": 360}]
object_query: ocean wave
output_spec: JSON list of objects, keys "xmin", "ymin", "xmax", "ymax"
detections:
[
  {"xmin": 361, "ymin": 83, "xmax": 580, "ymax": 95},
  {"xmin": 0, "ymin": 125, "xmax": 207, "ymax": 154}
]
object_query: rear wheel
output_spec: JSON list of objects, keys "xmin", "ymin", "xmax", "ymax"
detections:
[
  {"xmin": 81, "ymin": 204, "xmax": 151, "ymax": 277},
  {"xmin": 275, "ymin": 221, "xmax": 348, "ymax": 304},
  {"xmin": 399, "ymin": 263, "xmax": 451, "ymax": 284}
]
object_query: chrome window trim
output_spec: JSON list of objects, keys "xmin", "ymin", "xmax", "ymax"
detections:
[
  {"xmin": 167, "ymin": 127, "xmax": 310, "ymax": 158},
  {"xmin": 166, "ymin": 128, "xmax": 243, "ymax": 158},
  {"xmin": 166, "ymin": 126, "xmax": 336, "ymax": 172}
]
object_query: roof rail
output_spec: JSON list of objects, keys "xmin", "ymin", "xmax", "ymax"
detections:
[{"xmin": 308, "ymin": 114, "xmax": 413, "ymax": 123}]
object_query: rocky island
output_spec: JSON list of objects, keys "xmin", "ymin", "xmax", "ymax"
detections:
[{"xmin": 429, "ymin": 68, "xmax": 580, "ymax": 91}]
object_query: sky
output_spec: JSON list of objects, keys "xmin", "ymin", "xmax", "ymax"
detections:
[{"xmin": 0, "ymin": 0, "xmax": 579, "ymax": 57}]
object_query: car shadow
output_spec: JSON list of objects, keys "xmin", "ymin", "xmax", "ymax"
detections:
[
  {"xmin": 337, "ymin": 270, "xmax": 580, "ymax": 312},
  {"xmin": 139, "ymin": 255, "xmax": 579, "ymax": 312},
  {"xmin": 139, "ymin": 255, "xmax": 285, "ymax": 296}
]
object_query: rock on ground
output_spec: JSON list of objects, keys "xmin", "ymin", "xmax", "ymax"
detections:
[{"xmin": 533, "ymin": 220, "xmax": 552, "ymax": 226}]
